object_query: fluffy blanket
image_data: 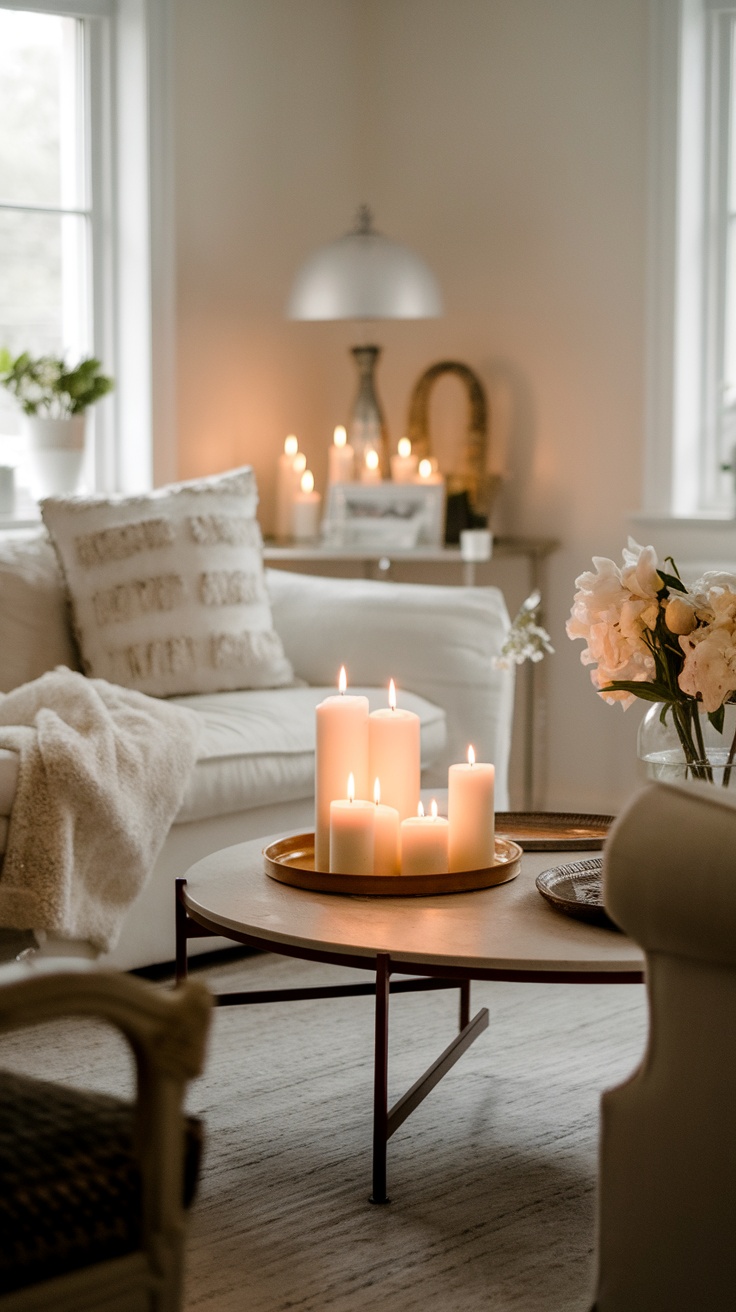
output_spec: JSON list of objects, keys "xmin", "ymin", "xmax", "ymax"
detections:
[{"xmin": 0, "ymin": 668, "xmax": 202, "ymax": 951}]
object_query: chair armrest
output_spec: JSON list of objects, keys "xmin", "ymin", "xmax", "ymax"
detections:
[
  {"xmin": 604, "ymin": 779, "xmax": 736, "ymax": 966},
  {"xmin": 0, "ymin": 960, "xmax": 212, "ymax": 1271},
  {"xmin": 267, "ymin": 569, "xmax": 515, "ymax": 800}
]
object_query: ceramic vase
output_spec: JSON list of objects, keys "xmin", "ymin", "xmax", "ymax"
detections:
[{"xmin": 23, "ymin": 413, "xmax": 87, "ymax": 499}]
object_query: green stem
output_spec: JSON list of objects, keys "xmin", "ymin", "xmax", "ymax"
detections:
[
  {"xmin": 690, "ymin": 705, "xmax": 713, "ymax": 783},
  {"xmin": 723, "ymin": 709, "xmax": 736, "ymax": 788}
]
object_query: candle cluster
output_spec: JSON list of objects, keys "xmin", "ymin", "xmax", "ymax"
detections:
[
  {"xmin": 315, "ymin": 669, "xmax": 494, "ymax": 877},
  {"xmin": 275, "ymin": 429, "xmax": 445, "ymax": 541}
]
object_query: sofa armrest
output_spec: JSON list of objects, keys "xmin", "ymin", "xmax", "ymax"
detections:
[
  {"xmin": 266, "ymin": 569, "xmax": 515, "ymax": 803},
  {"xmin": 604, "ymin": 779, "xmax": 736, "ymax": 966}
]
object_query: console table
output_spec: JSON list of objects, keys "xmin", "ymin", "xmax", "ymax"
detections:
[{"xmin": 264, "ymin": 537, "xmax": 559, "ymax": 810}]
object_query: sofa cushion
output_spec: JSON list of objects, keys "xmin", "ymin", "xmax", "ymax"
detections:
[
  {"xmin": 0, "ymin": 686, "xmax": 446, "ymax": 840},
  {"xmin": 0, "ymin": 530, "xmax": 80, "ymax": 693},
  {"xmin": 172, "ymin": 685, "xmax": 447, "ymax": 824},
  {"xmin": 41, "ymin": 467, "xmax": 293, "ymax": 697}
]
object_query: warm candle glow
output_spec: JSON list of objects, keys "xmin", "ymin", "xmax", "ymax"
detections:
[
  {"xmin": 301, "ymin": 470, "xmax": 314, "ymax": 494},
  {"xmin": 398, "ymin": 437, "xmax": 411, "ymax": 458},
  {"xmin": 418, "ymin": 458, "xmax": 433, "ymax": 479},
  {"xmin": 430, "ymin": 799, "xmax": 438, "ymax": 820},
  {"xmin": 388, "ymin": 678, "xmax": 396, "ymax": 711},
  {"xmin": 417, "ymin": 800, "xmax": 425, "ymax": 818},
  {"xmin": 347, "ymin": 772, "xmax": 355, "ymax": 803},
  {"xmin": 374, "ymin": 777, "xmax": 381, "ymax": 805},
  {"xmin": 284, "ymin": 434, "xmax": 298, "ymax": 457},
  {"xmin": 293, "ymin": 452, "xmax": 307, "ymax": 475},
  {"xmin": 365, "ymin": 448, "xmax": 380, "ymax": 471},
  {"xmin": 467, "ymin": 744, "xmax": 476, "ymax": 766},
  {"xmin": 334, "ymin": 425, "xmax": 347, "ymax": 448},
  {"xmin": 338, "ymin": 665, "xmax": 347, "ymax": 694}
]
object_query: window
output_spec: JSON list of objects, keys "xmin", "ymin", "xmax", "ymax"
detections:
[
  {"xmin": 647, "ymin": 0, "xmax": 736, "ymax": 520},
  {"xmin": 0, "ymin": 0, "xmax": 174, "ymax": 506}
]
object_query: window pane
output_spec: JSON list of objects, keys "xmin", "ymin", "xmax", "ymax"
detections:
[
  {"xmin": 0, "ymin": 208, "xmax": 88, "ymax": 436},
  {"xmin": 0, "ymin": 8, "xmax": 83, "ymax": 209}
]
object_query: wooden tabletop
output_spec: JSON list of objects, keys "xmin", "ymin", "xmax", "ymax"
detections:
[{"xmin": 182, "ymin": 834, "xmax": 645, "ymax": 979}]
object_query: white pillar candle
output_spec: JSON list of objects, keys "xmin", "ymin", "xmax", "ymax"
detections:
[
  {"xmin": 361, "ymin": 448, "xmax": 383, "ymax": 484},
  {"xmin": 276, "ymin": 435, "xmax": 301, "ymax": 540},
  {"xmin": 328, "ymin": 425, "xmax": 355, "ymax": 484},
  {"xmin": 448, "ymin": 745, "xmax": 495, "ymax": 872},
  {"xmin": 400, "ymin": 799, "xmax": 449, "ymax": 876},
  {"xmin": 368, "ymin": 679, "xmax": 421, "ymax": 821},
  {"xmin": 291, "ymin": 469, "xmax": 322, "ymax": 541},
  {"xmin": 315, "ymin": 667, "xmax": 370, "ymax": 871},
  {"xmin": 372, "ymin": 778, "xmax": 400, "ymax": 876},
  {"xmin": 390, "ymin": 437, "xmax": 419, "ymax": 484},
  {"xmin": 330, "ymin": 773, "xmax": 375, "ymax": 875},
  {"xmin": 416, "ymin": 456, "xmax": 445, "ymax": 486}
]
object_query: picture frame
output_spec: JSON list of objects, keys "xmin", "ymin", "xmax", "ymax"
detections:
[{"xmin": 322, "ymin": 481, "xmax": 446, "ymax": 549}]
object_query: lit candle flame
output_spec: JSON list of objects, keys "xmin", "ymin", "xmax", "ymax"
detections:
[
  {"xmin": 430, "ymin": 799, "xmax": 438, "ymax": 820},
  {"xmin": 388, "ymin": 678, "xmax": 396, "ymax": 711},
  {"xmin": 338, "ymin": 665, "xmax": 347, "ymax": 694},
  {"xmin": 301, "ymin": 469, "xmax": 314, "ymax": 494},
  {"xmin": 293, "ymin": 451, "xmax": 306, "ymax": 475},
  {"xmin": 467, "ymin": 744, "xmax": 475, "ymax": 766},
  {"xmin": 417, "ymin": 800, "xmax": 425, "ymax": 818},
  {"xmin": 374, "ymin": 777, "xmax": 381, "ymax": 805},
  {"xmin": 365, "ymin": 448, "xmax": 380, "ymax": 471},
  {"xmin": 397, "ymin": 437, "xmax": 411, "ymax": 458},
  {"xmin": 347, "ymin": 772, "xmax": 355, "ymax": 803},
  {"xmin": 334, "ymin": 425, "xmax": 347, "ymax": 448},
  {"xmin": 418, "ymin": 458, "xmax": 433, "ymax": 479},
  {"xmin": 284, "ymin": 434, "xmax": 298, "ymax": 457}
]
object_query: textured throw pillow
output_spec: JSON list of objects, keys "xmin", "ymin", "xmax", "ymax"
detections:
[
  {"xmin": 41, "ymin": 467, "xmax": 294, "ymax": 697},
  {"xmin": 0, "ymin": 530, "xmax": 80, "ymax": 692}
]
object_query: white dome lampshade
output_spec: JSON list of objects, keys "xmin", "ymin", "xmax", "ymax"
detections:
[
  {"xmin": 286, "ymin": 206, "xmax": 443, "ymax": 321},
  {"xmin": 286, "ymin": 207, "xmax": 443, "ymax": 480}
]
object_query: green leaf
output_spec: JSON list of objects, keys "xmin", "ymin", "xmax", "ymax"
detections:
[
  {"xmin": 600, "ymin": 680, "xmax": 678, "ymax": 703},
  {"xmin": 658, "ymin": 570, "xmax": 687, "ymax": 594},
  {"xmin": 708, "ymin": 706, "xmax": 725, "ymax": 735}
]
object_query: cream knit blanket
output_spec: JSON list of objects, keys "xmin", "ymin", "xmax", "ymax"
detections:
[{"xmin": 0, "ymin": 669, "xmax": 202, "ymax": 951}]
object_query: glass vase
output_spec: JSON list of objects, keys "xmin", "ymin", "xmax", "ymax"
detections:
[{"xmin": 637, "ymin": 701, "xmax": 736, "ymax": 786}]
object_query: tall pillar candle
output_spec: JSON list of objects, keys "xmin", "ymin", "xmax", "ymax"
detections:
[
  {"xmin": 328, "ymin": 425, "xmax": 355, "ymax": 484},
  {"xmin": 361, "ymin": 448, "xmax": 382, "ymax": 484},
  {"xmin": 315, "ymin": 667, "xmax": 369, "ymax": 871},
  {"xmin": 368, "ymin": 680, "xmax": 421, "ymax": 821},
  {"xmin": 448, "ymin": 745, "xmax": 495, "ymax": 872},
  {"xmin": 390, "ymin": 437, "xmax": 419, "ymax": 484},
  {"xmin": 291, "ymin": 469, "xmax": 322, "ymax": 541},
  {"xmin": 400, "ymin": 800, "xmax": 449, "ymax": 875},
  {"xmin": 276, "ymin": 435, "xmax": 300, "ymax": 540},
  {"xmin": 330, "ymin": 774, "xmax": 375, "ymax": 875},
  {"xmin": 372, "ymin": 778, "xmax": 400, "ymax": 876}
]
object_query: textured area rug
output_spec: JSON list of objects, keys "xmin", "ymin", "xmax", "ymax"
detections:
[{"xmin": 0, "ymin": 950, "xmax": 647, "ymax": 1312}]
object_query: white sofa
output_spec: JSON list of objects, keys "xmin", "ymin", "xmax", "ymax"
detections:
[{"xmin": 0, "ymin": 530, "xmax": 515, "ymax": 971}]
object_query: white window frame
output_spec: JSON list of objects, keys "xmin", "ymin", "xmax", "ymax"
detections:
[{"xmin": 1, "ymin": 0, "xmax": 175, "ymax": 496}]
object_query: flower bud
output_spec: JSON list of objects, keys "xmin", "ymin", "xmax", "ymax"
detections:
[{"xmin": 665, "ymin": 597, "xmax": 697, "ymax": 635}]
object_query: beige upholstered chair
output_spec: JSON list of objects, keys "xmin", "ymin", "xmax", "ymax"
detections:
[
  {"xmin": 593, "ymin": 779, "xmax": 736, "ymax": 1312},
  {"xmin": 0, "ymin": 961, "xmax": 211, "ymax": 1311}
]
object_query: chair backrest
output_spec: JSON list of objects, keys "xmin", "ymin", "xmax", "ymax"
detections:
[{"xmin": 594, "ymin": 779, "xmax": 736, "ymax": 1312}]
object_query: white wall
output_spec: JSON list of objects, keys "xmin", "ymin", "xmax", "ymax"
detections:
[{"xmin": 173, "ymin": 0, "xmax": 651, "ymax": 813}]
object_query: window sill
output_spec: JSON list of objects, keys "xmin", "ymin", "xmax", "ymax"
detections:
[{"xmin": 627, "ymin": 512, "xmax": 736, "ymax": 572}]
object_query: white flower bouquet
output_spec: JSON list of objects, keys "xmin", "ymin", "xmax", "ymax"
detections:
[{"xmin": 567, "ymin": 539, "xmax": 736, "ymax": 781}]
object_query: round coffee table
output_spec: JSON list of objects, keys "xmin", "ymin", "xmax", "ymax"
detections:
[{"xmin": 176, "ymin": 834, "xmax": 644, "ymax": 1203}]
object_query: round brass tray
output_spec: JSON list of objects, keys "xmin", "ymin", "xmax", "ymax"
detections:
[
  {"xmin": 263, "ymin": 832, "xmax": 522, "ymax": 897},
  {"xmin": 495, "ymin": 812, "xmax": 613, "ymax": 851}
]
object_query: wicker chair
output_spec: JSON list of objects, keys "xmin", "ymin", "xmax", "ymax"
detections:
[{"xmin": 0, "ymin": 960, "xmax": 211, "ymax": 1312}]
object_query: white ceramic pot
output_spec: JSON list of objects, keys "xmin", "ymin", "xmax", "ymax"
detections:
[{"xmin": 23, "ymin": 413, "xmax": 87, "ymax": 499}]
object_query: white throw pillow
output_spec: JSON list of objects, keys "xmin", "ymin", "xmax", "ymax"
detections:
[
  {"xmin": 41, "ymin": 467, "xmax": 294, "ymax": 697},
  {"xmin": 0, "ymin": 529, "xmax": 80, "ymax": 692}
]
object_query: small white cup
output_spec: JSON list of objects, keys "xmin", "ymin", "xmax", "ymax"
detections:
[
  {"xmin": 0, "ymin": 466, "xmax": 15, "ymax": 516},
  {"xmin": 460, "ymin": 528, "xmax": 493, "ymax": 562}
]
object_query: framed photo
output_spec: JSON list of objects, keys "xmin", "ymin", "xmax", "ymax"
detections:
[{"xmin": 322, "ymin": 481, "xmax": 446, "ymax": 549}]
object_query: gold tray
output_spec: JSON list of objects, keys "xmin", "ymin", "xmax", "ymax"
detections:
[
  {"xmin": 263, "ymin": 832, "xmax": 522, "ymax": 897},
  {"xmin": 495, "ymin": 812, "xmax": 613, "ymax": 851}
]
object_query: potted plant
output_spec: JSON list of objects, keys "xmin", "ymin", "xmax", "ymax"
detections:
[{"xmin": 0, "ymin": 349, "xmax": 114, "ymax": 498}]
